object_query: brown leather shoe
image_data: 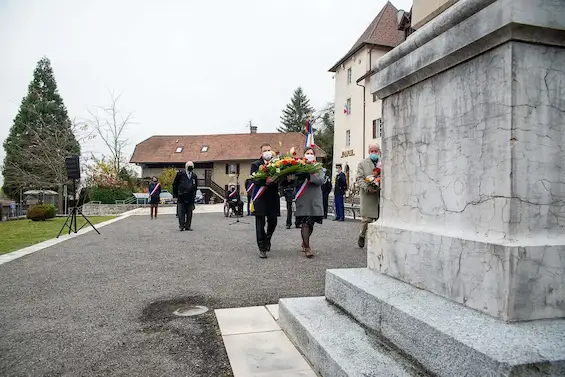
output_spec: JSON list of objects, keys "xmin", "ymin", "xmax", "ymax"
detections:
[{"xmin": 304, "ymin": 248, "xmax": 313, "ymax": 258}]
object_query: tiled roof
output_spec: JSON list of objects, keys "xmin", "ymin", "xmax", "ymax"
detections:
[
  {"xmin": 130, "ymin": 132, "xmax": 326, "ymax": 164},
  {"xmin": 329, "ymin": 1, "xmax": 405, "ymax": 72}
]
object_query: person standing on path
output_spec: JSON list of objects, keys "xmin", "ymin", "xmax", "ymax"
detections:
[
  {"xmin": 321, "ymin": 168, "xmax": 332, "ymax": 219},
  {"xmin": 148, "ymin": 176, "xmax": 162, "ymax": 219},
  {"xmin": 245, "ymin": 178, "xmax": 254, "ymax": 216},
  {"xmin": 356, "ymin": 144, "xmax": 381, "ymax": 248},
  {"xmin": 250, "ymin": 143, "xmax": 280, "ymax": 259},
  {"xmin": 293, "ymin": 147, "xmax": 324, "ymax": 258},
  {"xmin": 173, "ymin": 161, "xmax": 198, "ymax": 231},
  {"xmin": 333, "ymin": 164, "xmax": 347, "ymax": 221}
]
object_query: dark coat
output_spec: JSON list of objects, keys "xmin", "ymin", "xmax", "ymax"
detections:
[
  {"xmin": 148, "ymin": 182, "xmax": 162, "ymax": 204},
  {"xmin": 250, "ymin": 158, "xmax": 280, "ymax": 217},
  {"xmin": 279, "ymin": 176, "xmax": 295, "ymax": 202},
  {"xmin": 321, "ymin": 176, "xmax": 332, "ymax": 196},
  {"xmin": 334, "ymin": 172, "xmax": 347, "ymax": 196},
  {"xmin": 226, "ymin": 188, "xmax": 241, "ymax": 203},
  {"xmin": 173, "ymin": 170, "xmax": 198, "ymax": 203}
]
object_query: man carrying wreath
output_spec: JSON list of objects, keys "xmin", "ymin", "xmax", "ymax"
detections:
[
  {"xmin": 250, "ymin": 143, "xmax": 281, "ymax": 259},
  {"xmin": 356, "ymin": 144, "xmax": 382, "ymax": 248}
]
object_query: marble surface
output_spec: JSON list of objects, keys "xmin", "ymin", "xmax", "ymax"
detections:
[{"xmin": 369, "ymin": 41, "xmax": 565, "ymax": 321}]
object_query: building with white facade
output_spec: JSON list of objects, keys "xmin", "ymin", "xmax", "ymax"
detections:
[{"xmin": 330, "ymin": 1, "xmax": 405, "ymax": 190}]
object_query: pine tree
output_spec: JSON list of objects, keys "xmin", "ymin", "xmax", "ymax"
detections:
[
  {"xmin": 315, "ymin": 103, "xmax": 335, "ymax": 171},
  {"xmin": 2, "ymin": 57, "xmax": 80, "ymax": 199},
  {"xmin": 278, "ymin": 87, "xmax": 315, "ymax": 133}
]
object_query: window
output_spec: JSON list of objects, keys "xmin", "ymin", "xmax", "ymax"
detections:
[
  {"xmin": 201, "ymin": 145, "xmax": 209, "ymax": 152},
  {"xmin": 345, "ymin": 130, "xmax": 351, "ymax": 147},
  {"xmin": 347, "ymin": 67, "xmax": 352, "ymax": 84},
  {"xmin": 372, "ymin": 118, "xmax": 382, "ymax": 139},
  {"xmin": 225, "ymin": 163, "xmax": 240, "ymax": 175},
  {"xmin": 346, "ymin": 98, "xmax": 351, "ymax": 115},
  {"xmin": 175, "ymin": 147, "xmax": 183, "ymax": 153},
  {"xmin": 373, "ymin": 93, "xmax": 378, "ymax": 102}
]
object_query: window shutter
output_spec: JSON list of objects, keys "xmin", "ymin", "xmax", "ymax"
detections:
[
  {"xmin": 236, "ymin": 163, "xmax": 240, "ymax": 174},
  {"xmin": 225, "ymin": 164, "xmax": 229, "ymax": 174}
]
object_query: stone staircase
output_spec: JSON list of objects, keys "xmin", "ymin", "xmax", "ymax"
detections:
[{"xmin": 279, "ymin": 268, "xmax": 565, "ymax": 377}]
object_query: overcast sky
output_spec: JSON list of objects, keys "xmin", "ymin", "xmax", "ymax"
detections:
[{"xmin": 0, "ymin": 0, "xmax": 412, "ymax": 183}]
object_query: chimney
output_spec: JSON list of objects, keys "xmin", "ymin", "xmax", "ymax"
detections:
[{"xmin": 250, "ymin": 125, "xmax": 257, "ymax": 134}]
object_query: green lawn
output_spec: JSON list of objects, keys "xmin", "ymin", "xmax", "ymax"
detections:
[{"xmin": 0, "ymin": 216, "xmax": 115, "ymax": 255}]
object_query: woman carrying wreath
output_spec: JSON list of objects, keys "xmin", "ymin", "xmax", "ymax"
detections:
[{"xmin": 292, "ymin": 147, "xmax": 324, "ymax": 258}]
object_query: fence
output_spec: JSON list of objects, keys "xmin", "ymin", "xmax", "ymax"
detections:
[{"xmin": 1, "ymin": 202, "xmax": 28, "ymax": 221}]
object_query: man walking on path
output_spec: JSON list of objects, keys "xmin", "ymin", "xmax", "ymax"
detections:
[
  {"xmin": 356, "ymin": 144, "xmax": 381, "ymax": 248},
  {"xmin": 333, "ymin": 164, "xmax": 347, "ymax": 221},
  {"xmin": 280, "ymin": 175, "xmax": 295, "ymax": 229},
  {"xmin": 173, "ymin": 161, "xmax": 198, "ymax": 231},
  {"xmin": 250, "ymin": 143, "xmax": 280, "ymax": 258}
]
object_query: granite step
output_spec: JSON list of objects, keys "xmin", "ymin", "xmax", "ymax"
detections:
[
  {"xmin": 278, "ymin": 296, "xmax": 431, "ymax": 377},
  {"xmin": 325, "ymin": 268, "xmax": 565, "ymax": 377}
]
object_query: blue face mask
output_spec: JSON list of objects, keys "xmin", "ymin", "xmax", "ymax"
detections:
[{"xmin": 369, "ymin": 153, "xmax": 379, "ymax": 161}]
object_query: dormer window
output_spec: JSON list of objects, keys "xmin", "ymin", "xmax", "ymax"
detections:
[
  {"xmin": 201, "ymin": 145, "xmax": 209, "ymax": 152},
  {"xmin": 175, "ymin": 147, "xmax": 183, "ymax": 153}
]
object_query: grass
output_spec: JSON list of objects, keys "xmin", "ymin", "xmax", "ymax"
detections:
[{"xmin": 0, "ymin": 216, "xmax": 115, "ymax": 255}]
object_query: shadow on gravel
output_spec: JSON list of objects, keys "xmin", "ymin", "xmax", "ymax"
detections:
[{"xmin": 139, "ymin": 296, "xmax": 233, "ymax": 377}]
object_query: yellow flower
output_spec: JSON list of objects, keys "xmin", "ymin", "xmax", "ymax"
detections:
[{"xmin": 275, "ymin": 161, "xmax": 282, "ymax": 168}]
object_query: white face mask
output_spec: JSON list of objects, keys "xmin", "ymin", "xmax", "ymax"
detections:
[
  {"xmin": 305, "ymin": 154, "xmax": 315, "ymax": 162},
  {"xmin": 262, "ymin": 151, "xmax": 273, "ymax": 161}
]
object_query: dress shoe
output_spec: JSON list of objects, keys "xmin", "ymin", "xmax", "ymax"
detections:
[
  {"xmin": 259, "ymin": 250, "xmax": 267, "ymax": 258},
  {"xmin": 185, "ymin": 227, "xmax": 193, "ymax": 231},
  {"xmin": 304, "ymin": 248, "xmax": 313, "ymax": 258},
  {"xmin": 358, "ymin": 236, "xmax": 365, "ymax": 248},
  {"xmin": 179, "ymin": 226, "xmax": 184, "ymax": 231},
  {"xmin": 286, "ymin": 225, "xmax": 291, "ymax": 229}
]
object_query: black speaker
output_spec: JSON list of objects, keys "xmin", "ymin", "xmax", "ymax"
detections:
[{"xmin": 65, "ymin": 155, "xmax": 80, "ymax": 180}]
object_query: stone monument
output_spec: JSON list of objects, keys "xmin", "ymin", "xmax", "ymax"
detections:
[{"xmin": 279, "ymin": 0, "xmax": 565, "ymax": 375}]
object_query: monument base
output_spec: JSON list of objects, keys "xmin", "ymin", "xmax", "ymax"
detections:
[{"xmin": 279, "ymin": 269, "xmax": 565, "ymax": 377}]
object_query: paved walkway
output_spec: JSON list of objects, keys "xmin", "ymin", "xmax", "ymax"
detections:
[{"xmin": 0, "ymin": 211, "xmax": 365, "ymax": 376}]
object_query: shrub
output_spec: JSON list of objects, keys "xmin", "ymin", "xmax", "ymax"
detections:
[
  {"xmin": 87, "ymin": 186, "xmax": 133, "ymax": 204},
  {"xmin": 27, "ymin": 204, "xmax": 57, "ymax": 221}
]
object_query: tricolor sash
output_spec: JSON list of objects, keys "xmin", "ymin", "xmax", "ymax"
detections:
[
  {"xmin": 150, "ymin": 183, "xmax": 161, "ymax": 196},
  {"xmin": 249, "ymin": 185, "xmax": 267, "ymax": 213},
  {"xmin": 228, "ymin": 190, "xmax": 237, "ymax": 198},
  {"xmin": 246, "ymin": 182, "xmax": 255, "ymax": 194},
  {"xmin": 294, "ymin": 180, "xmax": 308, "ymax": 200}
]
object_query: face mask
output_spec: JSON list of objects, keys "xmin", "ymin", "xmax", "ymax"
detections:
[
  {"xmin": 186, "ymin": 166, "xmax": 194, "ymax": 171},
  {"xmin": 369, "ymin": 153, "xmax": 379, "ymax": 161},
  {"xmin": 152, "ymin": 180, "xmax": 157, "ymax": 183},
  {"xmin": 305, "ymin": 154, "xmax": 315, "ymax": 162},
  {"xmin": 262, "ymin": 151, "xmax": 273, "ymax": 161}
]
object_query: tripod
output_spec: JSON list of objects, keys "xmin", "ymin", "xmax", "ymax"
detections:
[
  {"xmin": 229, "ymin": 175, "xmax": 250, "ymax": 225},
  {"xmin": 57, "ymin": 180, "xmax": 100, "ymax": 238}
]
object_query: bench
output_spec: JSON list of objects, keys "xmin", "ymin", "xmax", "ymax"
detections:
[{"xmin": 344, "ymin": 204, "xmax": 361, "ymax": 220}]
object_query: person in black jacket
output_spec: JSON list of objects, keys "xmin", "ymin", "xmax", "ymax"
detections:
[
  {"xmin": 148, "ymin": 176, "xmax": 162, "ymax": 219},
  {"xmin": 334, "ymin": 164, "xmax": 347, "ymax": 221},
  {"xmin": 321, "ymin": 168, "xmax": 333, "ymax": 219},
  {"xmin": 225, "ymin": 184, "xmax": 243, "ymax": 216},
  {"xmin": 250, "ymin": 143, "xmax": 280, "ymax": 258},
  {"xmin": 173, "ymin": 161, "xmax": 198, "ymax": 231}
]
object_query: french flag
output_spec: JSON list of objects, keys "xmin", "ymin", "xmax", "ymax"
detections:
[{"xmin": 304, "ymin": 115, "xmax": 315, "ymax": 148}]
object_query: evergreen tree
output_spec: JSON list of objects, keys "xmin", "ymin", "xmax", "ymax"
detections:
[
  {"xmin": 278, "ymin": 87, "xmax": 315, "ymax": 133},
  {"xmin": 315, "ymin": 103, "xmax": 335, "ymax": 171},
  {"xmin": 2, "ymin": 57, "xmax": 80, "ymax": 199}
]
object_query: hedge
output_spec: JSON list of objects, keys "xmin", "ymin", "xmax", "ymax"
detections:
[
  {"xmin": 27, "ymin": 204, "xmax": 57, "ymax": 221},
  {"xmin": 87, "ymin": 186, "xmax": 133, "ymax": 204}
]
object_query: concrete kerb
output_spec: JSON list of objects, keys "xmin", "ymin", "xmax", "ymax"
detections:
[{"xmin": 0, "ymin": 211, "xmax": 134, "ymax": 267}]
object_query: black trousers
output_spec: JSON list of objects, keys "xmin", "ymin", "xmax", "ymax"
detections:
[
  {"xmin": 178, "ymin": 201, "xmax": 194, "ymax": 228},
  {"xmin": 322, "ymin": 194, "xmax": 329, "ymax": 218},
  {"xmin": 286, "ymin": 200, "xmax": 293, "ymax": 226},
  {"xmin": 255, "ymin": 215, "xmax": 277, "ymax": 251},
  {"xmin": 247, "ymin": 195, "xmax": 252, "ymax": 215}
]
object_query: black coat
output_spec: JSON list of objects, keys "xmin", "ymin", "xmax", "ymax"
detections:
[
  {"xmin": 148, "ymin": 182, "xmax": 162, "ymax": 204},
  {"xmin": 279, "ymin": 176, "xmax": 295, "ymax": 202},
  {"xmin": 173, "ymin": 170, "xmax": 198, "ymax": 203},
  {"xmin": 250, "ymin": 158, "xmax": 280, "ymax": 217},
  {"xmin": 321, "ymin": 177, "xmax": 332, "ymax": 196},
  {"xmin": 334, "ymin": 172, "xmax": 347, "ymax": 196}
]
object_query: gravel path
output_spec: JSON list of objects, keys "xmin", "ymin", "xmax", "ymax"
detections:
[{"xmin": 0, "ymin": 212, "xmax": 365, "ymax": 376}]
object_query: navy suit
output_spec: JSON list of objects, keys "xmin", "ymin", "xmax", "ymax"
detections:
[{"xmin": 334, "ymin": 172, "xmax": 347, "ymax": 221}]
